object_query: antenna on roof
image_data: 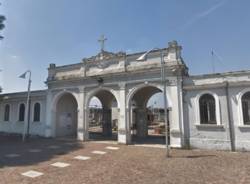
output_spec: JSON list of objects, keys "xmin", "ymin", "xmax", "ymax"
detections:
[
  {"xmin": 211, "ymin": 49, "xmax": 224, "ymax": 73},
  {"xmin": 211, "ymin": 49, "xmax": 215, "ymax": 73}
]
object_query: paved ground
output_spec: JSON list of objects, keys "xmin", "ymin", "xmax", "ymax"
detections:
[{"xmin": 1, "ymin": 135, "xmax": 250, "ymax": 184}]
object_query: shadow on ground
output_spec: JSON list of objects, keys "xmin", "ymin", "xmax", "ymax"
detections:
[
  {"xmin": 170, "ymin": 154, "xmax": 217, "ymax": 159},
  {"xmin": 0, "ymin": 134, "xmax": 83, "ymax": 168},
  {"xmin": 88, "ymin": 132, "xmax": 118, "ymax": 141},
  {"xmin": 88, "ymin": 132, "xmax": 166, "ymax": 145},
  {"xmin": 185, "ymin": 154, "xmax": 216, "ymax": 158},
  {"xmin": 131, "ymin": 135, "xmax": 166, "ymax": 145}
]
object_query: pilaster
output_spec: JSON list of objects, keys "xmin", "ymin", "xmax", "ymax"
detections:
[
  {"xmin": 118, "ymin": 83, "xmax": 130, "ymax": 144},
  {"xmin": 167, "ymin": 77, "xmax": 183, "ymax": 148},
  {"xmin": 77, "ymin": 87, "xmax": 85, "ymax": 140},
  {"xmin": 45, "ymin": 90, "xmax": 53, "ymax": 137}
]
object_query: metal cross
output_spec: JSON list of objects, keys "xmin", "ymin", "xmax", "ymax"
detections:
[{"xmin": 98, "ymin": 35, "xmax": 107, "ymax": 51}]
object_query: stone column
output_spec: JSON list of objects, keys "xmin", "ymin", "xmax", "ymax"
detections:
[
  {"xmin": 102, "ymin": 108, "xmax": 112, "ymax": 137},
  {"xmin": 118, "ymin": 83, "xmax": 130, "ymax": 144},
  {"xmin": 83, "ymin": 89, "xmax": 89, "ymax": 140},
  {"xmin": 77, "ymin": 88, "xmax": 85, "ymax": 141},
  {"xmin": 83, "ymin": 108, "xmax": 89, "ymax": 140},
  {"xmin": 167, "ymin": 78, "xmax": 184, "ymax": 148},
  {"xmin": 45, "ymin": 90, "xmax": 54, "ymax": 137},
  {"xmin": 135, "ymin": 108, "xmax": 148, "ymax": 138}
]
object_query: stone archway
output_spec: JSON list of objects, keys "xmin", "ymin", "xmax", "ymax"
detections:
[
  {"xmin": 54, "ymin": 93, "xmax": 78, "ymax": 137},
  {"xmin": 127, "ymin": 84, "xmax": 169, "ymax": 144},
  {"xmin": 85, "ymin": 88, "xmax": 119, "ymax": 141}
]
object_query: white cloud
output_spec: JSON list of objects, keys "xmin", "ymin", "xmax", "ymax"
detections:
[
  {"xmin": 10, "ymin": 55, "xmax": 18, "ymax": 59},
  {"xmin": 181, "ymin": 0, "xmax": 227, "ymax": 29}
]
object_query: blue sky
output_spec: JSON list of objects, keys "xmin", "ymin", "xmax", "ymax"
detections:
[{"xmin": 0, "ymin": 0, "xmax": 250, "ymax": 106}]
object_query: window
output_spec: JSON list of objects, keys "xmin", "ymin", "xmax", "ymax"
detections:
[
  {"xmin": 199, "ymin": 94, "xmax": 216, "ymax": 124},
  {"xmin": 19, "ymin": 103, "xmax": 25, "ymax": 122},
  {"xmin": 4, "ymin": 104, "xmax": 10, "ymax": 121},
  {"xmin": 33, "ymin": 103, "xmax": 41, "ymax": 122},
  {"xmin": 242, "ymin": 92, "xmax": 250, "ymax": 125}
]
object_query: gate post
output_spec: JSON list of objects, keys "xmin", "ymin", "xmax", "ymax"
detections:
[
  {"xmin": 77, "ymin": 88, "xmax": 85, "ymax": 141},
  {"xmin": 45, "ymin": 90, "xmax": 55, "ymax": 137},
  {"xmin": 118, "ymin": 83, "xmax": 130, "ymax": 144}
]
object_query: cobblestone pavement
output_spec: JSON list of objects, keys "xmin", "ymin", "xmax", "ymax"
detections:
[{"xmin": 1, "ymin": 135, "xmax": 250, "ymax": 184}]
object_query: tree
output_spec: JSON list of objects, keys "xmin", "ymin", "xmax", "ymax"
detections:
[
  {"xmin": 0, "ymin": 3, "xmax": 4, "ymax": 93},
  {"xmin": 0, "ymin": 3, "xmax": 6, "ymax": 40}
]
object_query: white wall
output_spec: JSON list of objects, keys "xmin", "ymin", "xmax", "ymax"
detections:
[
  {"xmin": 228, "ymin": 87, "xmax": 250, "ymax": 151},
  {"xmin": 0, "ymin": 92, "xmax": 47, "ymax": 137},
  {"xmin": 184, "ymin": 76, "xmax": 250, "ymax": 151},
  {"xmin": 184, "ymin": 88, "xmax": 231, "ymax": 150},
  {"xmin": 55, "ymin": 93, "xmax": 78, "ymax": 137}
]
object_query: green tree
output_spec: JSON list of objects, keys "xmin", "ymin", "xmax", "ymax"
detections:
[{"xmin": 0, "ymin": 3, "xmax": 6, "ymax": 40}]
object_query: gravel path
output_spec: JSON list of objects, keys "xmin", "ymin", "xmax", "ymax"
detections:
[{"xmin": 1, "ymin": 135, "xmax": 250, "ymax": 184}]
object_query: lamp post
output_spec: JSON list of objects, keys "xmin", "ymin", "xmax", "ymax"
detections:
[
  {"xmin": 137, "ymin": 48, "xmax": 170, "ymax": 157},
  {"xmin": 19, "ymin": 70, "xmax": 32, "ymax": 142}
]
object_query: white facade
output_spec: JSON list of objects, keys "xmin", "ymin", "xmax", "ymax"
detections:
[
  {"xmin": 0, "ymin": 90, "xmax": 47, "ymax": 136},
  {"xmin": 1, "ymin": 40, "xmax": 250, "ymax": 151},
  {"xmin": 183, "ymin": 73, "xmax": 250, "ymax": 151}
]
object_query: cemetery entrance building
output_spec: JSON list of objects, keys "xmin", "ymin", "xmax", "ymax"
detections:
[{"xmin": 2, "ymin": 39, "xmax": 250, "ymax": 151}]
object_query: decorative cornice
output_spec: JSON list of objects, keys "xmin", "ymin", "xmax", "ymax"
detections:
[
  {"xmin": 183, "ymin": 81, "xmax": 250, "ymax": 91},
  {"xmin": 81, "ymin": 51, "xmax": 126, "ymax": 71},
  {"xmin": 82, "ymin": 50, "xmax": 126, "ymax": 63}
]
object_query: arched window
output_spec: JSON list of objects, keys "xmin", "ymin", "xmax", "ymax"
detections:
[
  {"xmin": 199, "ymin": 94, "xmax": 216, "ymax": 124},
  {"xmin": 4, "ymin": 104, "xmax": 10, "ymax": 121},
  {"xmin": 242, "ymin": 92, "xmax": 250, "ymax": 125},
  {"xmin": 33, "ymin": 103, "xmax": 41, "ymax": 122},
  {"xmin": 19, "ymin": 103, "xmax": 25, "ymax": 122}
]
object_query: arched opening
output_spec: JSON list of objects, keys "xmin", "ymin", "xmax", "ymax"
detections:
[
  {"xmin": 55, "ymin": 93, "xmax": 78, "ymax": 137},
  {"xmin": 129, "ymin": 85, "xmax": 169, "ymax": 145},
  {"xmin": 19, "ymin": 103, "xmax": 25, "ymax": 122},
  {"xmin": 242, "ymin": 91, "xmax": 250, "ymax": 125},
  {"xmin": 33, "ymin": 103, "xmax": 41, "ymax": 122},
  {"xmin": 4, "ymin": 104, "xmax": 10, "ymax": 122},
  {"xmin": 199, "ymin": 94, "xmax": 216, "ymax": 124},
  {"xmin": 87, "ymin": 89, "xmax": 118, "ymax": 141}
]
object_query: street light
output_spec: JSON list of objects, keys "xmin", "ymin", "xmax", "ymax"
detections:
[
  {"xmin": 19, "ymin": 70, "xmax": 32, "ymax": 142},
  {"xmin": 137, "ymin": 48, "xmax": 170, "ymax": 158}
]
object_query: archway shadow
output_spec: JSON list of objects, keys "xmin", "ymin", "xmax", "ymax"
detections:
[
  {"xmin": 185, "ymin": 155, "xmax": 216, "ymax": 158},
  {"xmin": 0, "ymin": 134, "xmax": 83, "ymax": 168},
  {"xmin": 131, "ymin": 135, "xmax": 166, "ymax": 145},
  {"xmin": 171, "ymin": 154, "xmax": 217, "ymax": 159},
  {"xmin": 88, "ymin": 132, "xmax": 117, "ymax": 141}
]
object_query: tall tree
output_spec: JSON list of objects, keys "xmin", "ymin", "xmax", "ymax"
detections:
[
  {"xmin": 0, "ymin": 3, "xmax": 4, "ymax": 93},
  {"xmin": 0, "ymin": 3, "xmax": 6, "ymax": 40}
]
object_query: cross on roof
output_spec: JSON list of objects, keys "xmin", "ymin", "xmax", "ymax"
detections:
[{"xmin": 98, "ymin": 35, "xmax": 107, "ymax": 52}]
